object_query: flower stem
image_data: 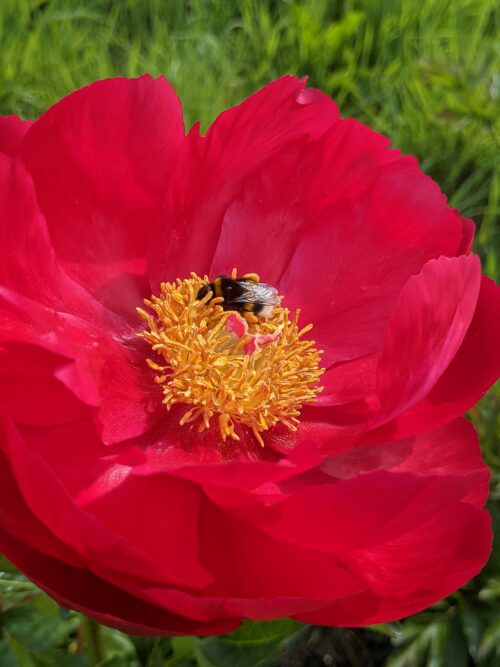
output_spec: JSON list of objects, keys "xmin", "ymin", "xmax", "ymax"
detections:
[{"xmin": 83, "ymin": 616, "xmax": 105, "ymax": 666}]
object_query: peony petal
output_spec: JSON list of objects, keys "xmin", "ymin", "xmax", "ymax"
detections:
[
  {"xmin": 294, "ymin": 590, "xmax": 381, "ymax": 627},
  {"xmin": 20, "ymin": 76, "xmax": 184, "ymax": 322},
  {"xmin": 0, "ymin": 286, "xmax": 163, "ymax": 442},
  {"xmin": 0, "ymin": 287, "xmax": 100, "ymax": 410},
  {"xmin": 0, "ymin": 154, "xmax": 110, "ymax": 321},
  {"xmin": 457, "ymin": 211, "xmax": 475, "ymax": 254},
  {"xmin": 150, "ymin": 76, "xmax": 339, "ymax": 285},
  {"xmin": 347, "ymin": 501, "xmax": 491, "ymax": 624},
  {"xmin": 81, "ymin": 473, "xmax": 211, "ymax": 589},
  {"xmin": 0, "ymin": 343, "xmax": 88, "ymax": 426},
  {"xmin": 102, "ymin": 402, "xmax": 327, "ymax": 492},
  {"xmin": 198, "ymin": 498, "xmax": 366, "ymax": 620},
  {"xmin": 296, "ymin": 503, "xmax": 491, "ymax": 626},
  {"xmin": 209, "ymin": 140, "xmax": 310, "ymax": 282},
  {"xmin": 1, "ymin": 433, "xmax": 233, "ymax": 626},
  {"xmin": 10, "ymin": 422, "xmax": 241, "ymax": 620},
  {"xmin": 1, "ymin": 418, "xmax": 359, "ymax": 625},
  {"xmin": 203, "ymin": 458, "xmax": 489, "ymax": 624},
  {"xmin": 322, "ymin": 418, "xmax": 489, "ymax": 508},
  {"xmin": 17, "ymin": 420, "xmax": 125, "ymax": 503},
  {"xmin": 374, "ymin": 254, "xmax": 481, "ymax": 426},
  {"xmin": 295, "ymin": 120, "xmax": 416, "ymax": 223},
  {"xmin": 0, "ymin": 530, "xmax": 237, "ymax": 635},
  {"xmin": 363, "ymin": 276, "xmax": 500, "ymax": 442},
  {"xmin": 0, "ymin": 414, "xmax": 210, "ymax": 589},
  {"xmin": 0, "ymin": 115, "xmax": 33, "ymax": 157},
  {"xmin": 279, "ymin": 164, "xmax": 466, "ymax": 366},
  {"xmin": 315, "ymin": 353, "xmax": 379, "ymax": 407},
  {"xmin": 205, "ymin": 467, "xmax": 485, "ymax": 556},
  {"xmin": 0, "ymin": 451, "xmax": 81, "ymax": 566},
  {"xmin": 209, "ymin": 119, "xmax": 411, "ymax": 284}
]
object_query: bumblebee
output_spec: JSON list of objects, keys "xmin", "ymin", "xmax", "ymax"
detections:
[{"xmin": 197, "ymin": 273, "xmax": 280, "ymax": 320}]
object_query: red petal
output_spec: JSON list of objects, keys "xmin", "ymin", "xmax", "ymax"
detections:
[
  {"xmin": 1, "ymin": 426, "xmax": 235, "ymax": 627},
  {"xmin": 16, "ymin": 420, "xmax": 122, "ymax": 502},
  {"xmin": 207, "ymin": 467, "xmax": 485, "ymax": 557},
  {"xmin": 106, "ymin": 402, "xmax": 324, "ymax": 490},
  {"xmin": 0, "ymin": 288, "xmax": 100, "ymax": 409},
  {"xmin": 351, "ymin": 501, "xmax": 490, "ymax": 623},
  {"xmin": 316, "ymin": 353, "xmax": 379, "ymax": 407},
  {"xmin": 0, "ymin": 450, "xmax": 80, "ymax": 566},
  {"xmin": 323, "ymin": 419, "xmax": 489, "ymax": 508},
  {"xmin": 364, "ymin": 276, "xmax": 500, "ymax": 442},
  {"xmin": 279, "ymin": 164, "xmax": 466, "ymax": 366},
  {"xmin": 5, "ymin": 417, "xmax": 321, "ymax": 623},
  {"xmin": 0, "ymin": 155, "xmax": 108, "ymax": 321},
  {"xmin": 20, "ymin": 76, "xmax": 184, "ymax": 322},
  {"xmin": 0, "ymin": 115, "xmax": 33, "ymax": 157},
  {"xmin": 198, "ymin": 498, "xmax": 366, "ymax": 620},
  {"xmin": 0, "ymin": 343, "xmax": 88, "ymax": 426},
  {"xmin": 204, "ymin": 417, "xmax": 489, "ymax": 624},
  {"xmin": 0, "ymin": 287, "xmax": 161, "ymax": 442},
  {"xmin": 13, "ymin": 422, "xmax": 235, "ymax": 612},
  {"xmin": 202, "ymin": 452, "xmax": 489, "ymax": 622},
  {"xmin": 457, "ymin": 211, "xmax": 475, "ymax": 254},
  {"xmin": 298, "ymin": 118, "xmax": 404, "ymax": 217},
  {"xmin": 82, "ymin": 473, "xmax": 211, "ymax": 589},
  {"xmin": 209, "ymin": 119, "xmax": 408, "ymax": 284},
  {"xmin": 0, "ymin": 415, "xmax": 209, "ymax": 589},
  {"xmin": 150, "ymin": 76, "xmax": 339, "ymax": 284},
  {"xmin": 1, "ymin": 415, "xmax": 357, "ymax": 625},
  {"xmin": 374, "ymin": 255, "xmax": 481, "ymax": 426},
  {"xmin": 296, "ymin": 502, "xmax": 490, "ymax": 626},
  {"xmin": 0, "ymin": 530, "xmax": 236, "ymax": 635},
  {"xmin": 209, "ymin": 140, "xmax": 310, "ymax": 282}
]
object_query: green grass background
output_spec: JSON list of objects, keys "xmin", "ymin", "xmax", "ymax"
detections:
[{"xmin": 0, "ymin": 1, "xmax": 498, "ymax": 665}]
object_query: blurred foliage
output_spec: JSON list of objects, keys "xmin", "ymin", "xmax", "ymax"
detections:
[{"xmin": 0, "ymin": 0, "xmax": 498, "ymax": 665}]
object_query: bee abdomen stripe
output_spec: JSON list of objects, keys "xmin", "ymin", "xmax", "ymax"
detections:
[{"xmin": 213, "ymin": 277, "xmax": 223, "ymax": 298}]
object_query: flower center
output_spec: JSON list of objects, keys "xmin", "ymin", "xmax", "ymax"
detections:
[{"xmin": 137, "ymin": 272, "xmax": 324, "ymax": 446}]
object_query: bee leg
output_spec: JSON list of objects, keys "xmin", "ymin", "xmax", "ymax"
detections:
[
  {"xmin": 243, "ymin": 312, "xmax": 259, "ymax": 325},
  {"xmin": 241, "ymin": 273, "xmax": 260, "ymax": 283}
]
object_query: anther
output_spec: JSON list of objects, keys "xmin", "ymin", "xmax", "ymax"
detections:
[{"xmin": 138, "ymin": 272, "xmax": 323, "ymax": 446}]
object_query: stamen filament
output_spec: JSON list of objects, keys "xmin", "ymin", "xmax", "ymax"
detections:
[{"xmin": 138, "ymin": 273, "xmax": 324, "ymax": 446}]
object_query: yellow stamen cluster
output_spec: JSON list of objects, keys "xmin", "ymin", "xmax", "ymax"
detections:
[{"xmin": 137, "ymin": 273, "xmax": 324, "ymax": 446}]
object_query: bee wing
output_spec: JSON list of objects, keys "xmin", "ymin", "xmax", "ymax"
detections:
[{"xmin": 231, "ymin": 282, "xmax": 281, "ymax": 305}]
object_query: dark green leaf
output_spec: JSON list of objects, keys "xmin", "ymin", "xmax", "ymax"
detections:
[
  {"xmin": 167, "ymin": 636, "xmax": 198, "ymax": 666},
  {"xmin": 457, "ymin": 597, "xmax": 483, "ymax": 659},
  {"xmin": 41, "ymin": 653, "xmax": 91, "ymax": 667},
  {"xmin": 2, "ymin": 629, "xmax": 37, "ymax": 667},
  {"xmin": 479, "ymin": 616, "xmax": 500, "ymax": 661},
  {"xmin": 428, "ymin": 614, "xmax": 468, "ymax": 667},
  {"xmin": 223, "ymin": 619, "xmax": 301, "ymax": 644},
  {"xmin": 2, "ymin": 607, "xmax": 67, "ymax": 652},
  {"xmin": 0, "ymin": 639, "xmax": 18, "ymax": 667},
  {"xmin": 196, "ymin": 620, "xmax": 302, "ymax": 667},
  {"xmin": 97, "ymin": 658, "xmax": 130, "ymax": 667},
  {"xmin": 145, "ymin": 638, "xmax": 164, "ymax": 667},
  {"xmin": 100, "ymin": 627, "xmax": 137, "ymax": 661}
]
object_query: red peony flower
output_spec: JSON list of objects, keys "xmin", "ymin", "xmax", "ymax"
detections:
[{"xmin": 0, "ymin": 75, "xmax": 499, "ymax": 635}]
